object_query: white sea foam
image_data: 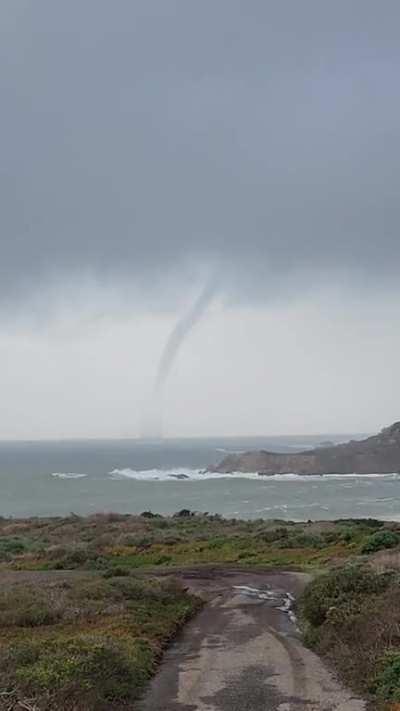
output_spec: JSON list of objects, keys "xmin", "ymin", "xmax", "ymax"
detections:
[
  {"xmin": 264, "ymin": 472, "xmax": 400, "ymax": 482},
  {"xmin": 107, "ymin": 468, "xmax": 400, "ymax": 483},
  {"xmin": 356, "ymin": 497, "xmax": 396, "ymax": 505},
  {"xmin": 51, "ymin": 472, "xmax": 87, "ymax": 479},
  {"xmin": 216, "ymin": 448, "xmax": 245, "ymax": 454},
  {"xmin": 108, "ymin": 467, "xmax": 262, "ymax": 481}
]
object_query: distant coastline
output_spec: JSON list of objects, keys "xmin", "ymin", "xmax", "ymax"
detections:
[{"xmin": 211, "ymin": 422, "xmax": 400, "ymax": 476}]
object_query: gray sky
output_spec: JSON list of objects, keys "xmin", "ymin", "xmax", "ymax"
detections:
[{"xmin": 1, "ymin": 1, "xmax": 400, "ymax": 438}]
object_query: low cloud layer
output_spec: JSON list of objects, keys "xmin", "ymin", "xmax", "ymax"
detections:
[{"xmin": 2, "ymin": 0, "xmax": 400, "ymax": 311}]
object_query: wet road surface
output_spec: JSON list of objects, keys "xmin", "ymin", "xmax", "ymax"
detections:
[{"xmin": 138, "ymin": 569, "xmax": 366, "ymax": 711}]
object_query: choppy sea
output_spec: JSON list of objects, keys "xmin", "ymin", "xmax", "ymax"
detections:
[{"xmin": 1, "ymin": 434, "xmax": 400, "ymax": 521}]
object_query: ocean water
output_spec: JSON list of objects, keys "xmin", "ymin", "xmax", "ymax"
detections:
[{"xmin": 1, "ymin": 434, "xmax": 400, "ymax": 521}]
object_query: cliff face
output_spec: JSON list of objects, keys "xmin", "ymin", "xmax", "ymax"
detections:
[{"xmin": 212, "ymin": 422, "xmax": 400, "ymax": 475}]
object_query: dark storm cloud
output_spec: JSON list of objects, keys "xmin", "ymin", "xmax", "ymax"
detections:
[{"xmin": 1, "ymin": 0, "xmax": 400, "ymax": 306}]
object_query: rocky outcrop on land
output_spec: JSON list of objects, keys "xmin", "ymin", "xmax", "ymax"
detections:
[{"xmin": 211, "ymin": 422, "xmax": 400, "ymax": 475}]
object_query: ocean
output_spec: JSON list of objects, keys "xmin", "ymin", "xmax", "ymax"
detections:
[{"xmin": 1, "ymin": 434, "xmax": 400, "ymax": 521}]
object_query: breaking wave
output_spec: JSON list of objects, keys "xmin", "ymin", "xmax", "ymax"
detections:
[
  {"xmin": 107, "ymin": 469, "xmax": 400, "ymax": 483},
  {"xmin": 51, "ymin": 472, "xmax": 87, "ymax": 479},
  {"xmin": 215, "ymin": 448, "xmax": 245, "ymax": 454},
  {"xmin": 108, "ymin": 468, "xmax": 259, "ymax": 481}
]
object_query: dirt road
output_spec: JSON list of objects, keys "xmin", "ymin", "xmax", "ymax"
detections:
[{"xmin": 138, "ymin": 568, "xmax": 366, "ymax": 711}]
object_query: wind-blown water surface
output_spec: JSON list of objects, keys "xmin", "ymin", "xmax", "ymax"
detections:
[{"xmin": 2, "ymin": 435, "xmax": 400, "ymax": 520}]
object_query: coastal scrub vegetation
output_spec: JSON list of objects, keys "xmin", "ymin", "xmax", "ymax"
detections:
[
  {"xmin": 0, "ymin": 512, "xmax": 390, "ymax": 572},
  {"xmin": 1, "ymin": 512, "xmax": 400, "ymax": 708},
  {"xmin": 0, "ymin": 574, "xmax": 200, "ymax": 710},
  {"xmin": 299, "ymin": 565, "xmax": 400, "ymax": 709}
]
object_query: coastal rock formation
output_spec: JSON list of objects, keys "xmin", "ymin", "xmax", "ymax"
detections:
[{"xmin": 211, "ymin": 422, "xmax": 400, "ymax": 475}]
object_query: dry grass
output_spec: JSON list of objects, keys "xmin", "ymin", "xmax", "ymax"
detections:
[{"xmin": 370, "ymin": 550, "xmax": 400, "ymax": 574}]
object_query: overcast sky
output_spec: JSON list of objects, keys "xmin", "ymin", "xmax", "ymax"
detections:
[{"xmin": 1, "ymin": 1, "xmax": 400, "ymax": 439}]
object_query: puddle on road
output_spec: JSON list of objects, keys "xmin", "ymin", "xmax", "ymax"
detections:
[{"xmin": 232, "ymin": 585, "xmax": 298, "ymax": 628}]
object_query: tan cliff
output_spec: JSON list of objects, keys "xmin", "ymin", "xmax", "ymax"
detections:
[{"xmin": 211, "ymin": 422, "xmax": 400, "ymax": 475}]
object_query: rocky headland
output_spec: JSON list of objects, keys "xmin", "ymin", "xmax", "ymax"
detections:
[{"xmin": 211, "ymin": 421, "xmax": 400, "ymax": 475}]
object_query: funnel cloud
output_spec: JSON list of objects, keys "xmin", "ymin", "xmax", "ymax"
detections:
[
  {"xmin": 142, "ymin": 275, "xmax": 218, "ymax": 438},
  {"xmin": 155, "ymin": 275, "xmax": 218, "ymax": 395}
]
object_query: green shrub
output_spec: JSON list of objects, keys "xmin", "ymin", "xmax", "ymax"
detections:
[
  {"xmin": 335, "ymin": 518, "xmax": 384, "ymax": 529},
  {"xmin": 302, "ymin": 625, "xmax": 321, "ymax": 648},
  {"xmin": 207, "ymin": 537, "xmax": 228, "ymax": 549},
  {"xmin": 362, "ymin": 530, "xmax": 400, "ymax": 554},
  {"xmin": 152, "ymin": 554, "xmax": 172, "ymax": 565},
  {"xmin": 237, "ymin": 551, "xmax": 257, "ymax": 559},
  {"xmin": 0, "ymin": 536, "xmax": 28, "ymax": 560},
  {"xmin": 5, "ymin": 634, "xmax": 153, "ymax": 709},
  {"xmin": 0, "ymin": 588, "xmax": 62, "ymax": 627},
  {"xmin": 276, "ymin": 532, "xmax": 326, "ymax": 549},
  {"xmin": 134, "ymin": 535, "xmax": 154, "ymax": 547},
  {"xmin": 103, "ymin": 565, "xmax": 131, "ymax": 578},
  {"xmin": 112, "ymin": 576, "xmax": 185, "ymax": 604},
  {"xmin": 162, "ymin": 535, "xmax": 183, "ymax": 546},
  {"xmin": 71, "ymin": 578, "xmax": 111, "ymax": 601},
  {"xmin": 258, "ymin": 527, "xmax": 288, "ymax": 543},
  {"xmin": 299, "ymin": 566, "xmax": 390, "ymax": 627},
  {"xmin": 151, "ymin": 518, "xmax": 169, "ymax": 529},
  {"xmin": 321, "ymin": 530, "xmax": 341, "ymax": 544},
  {"xmin": 340, "ymin": 527, "xmax": 357, "ymax": 543},
  {"xmin": 372, "ymin": 652, "xmax": 400, "ymax": 701},
  {"xmin": 51, "ymin": 544, "xmax": 94, "ymax": 569}
]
